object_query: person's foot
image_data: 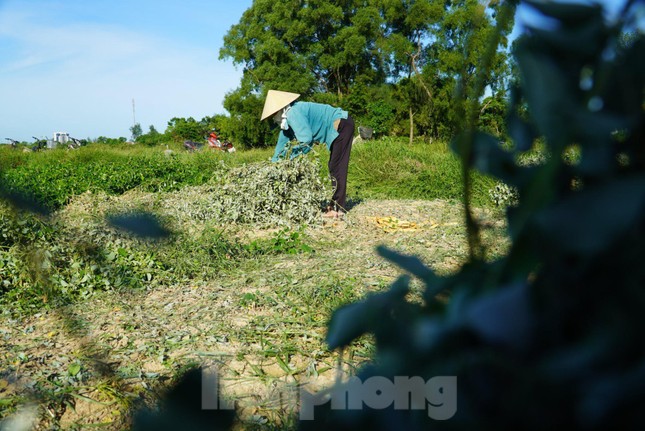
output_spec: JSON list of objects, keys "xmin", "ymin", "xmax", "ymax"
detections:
[{"xmin": 323, "ymin": 210, "xmax": 342, "ymax": 219}]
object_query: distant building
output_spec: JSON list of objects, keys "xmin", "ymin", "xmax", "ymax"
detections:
[
  {"xmin": 53, "ymin": 132, "xmax": 69, "ymax": 143},
  {"xmin": 50, "ymin": 132, "xmax": 70, "ymax": 149}
]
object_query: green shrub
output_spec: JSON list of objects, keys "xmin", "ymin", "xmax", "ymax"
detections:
[
  {"xmin": 364, "ymin": 100, "xmax": 396, "ymax": 136},
  {"xmin": 0, "ymin": 147, "xmax": 230, "ymax": 210}
]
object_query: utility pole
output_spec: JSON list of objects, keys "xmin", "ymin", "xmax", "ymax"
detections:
[{"xmin": 132, "ymin": 98, "xmax": 136, "ymax": 127}]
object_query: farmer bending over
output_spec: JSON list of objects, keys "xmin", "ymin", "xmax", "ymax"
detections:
[{"xmin": 261, "ymin": 90, "xmax": 355, "ymax": 219}]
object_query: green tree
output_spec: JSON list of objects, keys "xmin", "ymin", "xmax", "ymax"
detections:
[
  {"xmin": 392, "ymin": 76, "xmax": 430, "ymax": 142},
  {"xmin": 129, "ymin": 123, "xmax": 143, "ymax": 141},
  {"xmin": 364, "ymin": 99, "xmax": 395, "ymax": 136},
  {"xmin": 218, "ymin": 0, "xmax": 515, "ymax": 145},
  {"xmin": 425, "ymin": 0, "xmax": 515, "ymax": 137},
  {"xmin": 478, "ymin": 92, "xmax": 508, "ymax": 137},
  {"xmin": 137, "ymin": 125, "xmax": 164, "ymax": 146},
  {"xmin": 219, "ymin": 0, "xmax": 388, "ymax": 146},
  {"xmin": 165, "ymin": 117, "xmax": 205, "ymax": 142},
  {"xmin": 220, "ymin": 0, "xmax": 386, "ymax": 97},
  {"xmin": 221, "ymin": 83, "xmax": 276, "ymax": 148},
  {"xmin": 199, "ymin": 114, "xmax": 232, "ymax": 143},
  {"xmin": 379, "ymin": 0, "xmax": 442, "ymax": 141}
]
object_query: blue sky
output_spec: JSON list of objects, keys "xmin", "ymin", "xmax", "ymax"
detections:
[
  {"xmin": 0, "ymin": 0, "xmax": 253, "ymax": 142},
  {"xmin": 0, "ymin": 0, "xmax": 636, "ymax": 143}
]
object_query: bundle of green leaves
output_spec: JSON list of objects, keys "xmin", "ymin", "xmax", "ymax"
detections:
[{"xmin": 208, "ymin": 154, "xmax": 331, "ymax": 227}]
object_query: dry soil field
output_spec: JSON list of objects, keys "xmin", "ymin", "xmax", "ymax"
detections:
[{"xmin": 1, "ymin": 195, "xmax": 508, "ymax": 430}]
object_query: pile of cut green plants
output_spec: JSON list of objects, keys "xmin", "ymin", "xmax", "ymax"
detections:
[{"xmin": 182, "ymin": 153, "xmax": 332, "ymax": 228}]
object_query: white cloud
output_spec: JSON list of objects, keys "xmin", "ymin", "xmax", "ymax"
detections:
[{"xmin": 0, "ymin": 4, "xmax": 241, "ymax": 141}]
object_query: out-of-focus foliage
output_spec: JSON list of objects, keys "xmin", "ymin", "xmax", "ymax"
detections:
[
  {"xmin": 310, "ymin": 1, "xmax": 645, "ymax": 430},
  {"xmin": 132, "ymin": 368, "xmax": 235, "ymax": 431}
]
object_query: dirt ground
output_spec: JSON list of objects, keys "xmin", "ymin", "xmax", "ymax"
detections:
[{"xmin": 0, "ymin": 198, "xmax": 508, "ymax": 430}]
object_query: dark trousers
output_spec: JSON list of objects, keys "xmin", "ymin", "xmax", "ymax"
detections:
[{"xmin": 328, "ymin": 115, "xmax": 354, "ymax": 211}]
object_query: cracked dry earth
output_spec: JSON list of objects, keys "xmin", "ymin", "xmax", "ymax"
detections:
[{"xmin": 0, "ymin": 199, "xmax": 508, "ymax": 430}]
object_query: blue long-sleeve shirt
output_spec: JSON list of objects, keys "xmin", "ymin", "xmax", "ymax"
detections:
[{"xmin": 271, "ymin": 101, "xmax": 348, "ymax": 162}]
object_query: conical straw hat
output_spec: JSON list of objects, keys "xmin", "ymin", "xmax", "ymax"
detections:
[{"xmin": 261, "ymin": 90, "xmax": 300, "ymax": 120}]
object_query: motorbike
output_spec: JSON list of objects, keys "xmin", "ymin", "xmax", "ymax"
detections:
[
  {"xmin": 207, "ymin": 131, "xmax": 236, "ymax": 153},
  {"xmin": 4, "ymin": 138, "xmax": 19, "ymax": 148},
  {"xmin": 183, "ymin": 140, "xmax": 204, "ymax": 152},
  {"xmin": 31, "ymin": 137, "xmax": 47, "ymax": 151},
  {"xmin": 184, "ymin": 131, "xmax": 235, "ymax": 153}
]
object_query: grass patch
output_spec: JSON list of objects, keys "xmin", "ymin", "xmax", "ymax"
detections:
[
  {"xmin": 345, "ymin": 138, "xmax": 496, "ymax": 207},
  {"xmin": 1, "ymin": 138, "xmax": 496, "ymax": 212}
]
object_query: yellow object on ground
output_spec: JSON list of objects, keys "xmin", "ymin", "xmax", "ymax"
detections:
[
  {"xmin": 371, "ymin": 216, "xmax": 419, "ymax": 233},
  {"xmin": 365, "ymin": 216, "xmax": 449, "ymax": 232}
]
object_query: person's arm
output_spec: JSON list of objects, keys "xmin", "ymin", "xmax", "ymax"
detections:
[
  {"xmin": 272, "ymin": 105, "xmax": 315, "ymax": 162},
  {"xmin": 271, "ymin": 130, "xmax": 292, "ymax": 162}
]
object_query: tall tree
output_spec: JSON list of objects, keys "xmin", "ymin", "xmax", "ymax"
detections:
[
  {"xmin": 378, "ymin": 0, "xmax": 514, "ymax": 141},
  {"xmin": 219, "ymin": 0, "xmax": 387, "ymax": 146},
  {"xmin": 379, "ymin": 0, "xmax": 443, "ymax": 142},
  {"xmin": 130, "ymin": 123, "xmax": 143, "ymax": 142},
  {"xmin": 426, "ymin": 0, "xmax": 515, "ymax": 136},
  {"xmin": 220, "ymin": 0, "xmax": 385, "ymax": 96},
  {"xmin": 218, "ymin": 0, "xmax": 514, "ymax": 145}
]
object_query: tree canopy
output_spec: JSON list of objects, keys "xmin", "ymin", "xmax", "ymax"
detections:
[{"xmin": 218, "ymin": 0, "xmax": 515, "ymax": 147}]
